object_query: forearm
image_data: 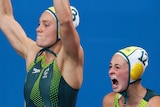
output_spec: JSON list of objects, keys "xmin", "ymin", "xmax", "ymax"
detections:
[
  {"xmin": 0, "ymin": 0, "xmax": 13, "ymax": 16},
  {"xmin": 0, "ymin": 0, "xmax": 13, "ymax": 28},
  {"xmin": 53, "ymin": 0, "xmax": 72, "ymax": 25}
]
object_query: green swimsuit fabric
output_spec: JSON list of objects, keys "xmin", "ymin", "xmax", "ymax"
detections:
[
  {"xmin": 24, "ymin": 56, "xmax": 78, "ymax": 107},
  {"xmin": 114, "ymin": 89, "xmax": 159, "ymax": 107},
  {"xmin": 114, "ymin": 93, "xmax": 147, "ymax": 107}
]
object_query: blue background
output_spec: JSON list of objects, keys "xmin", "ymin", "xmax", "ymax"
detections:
[{"xmin": 0, "ymin": 0, "xmax": 160, "ymax": 106}]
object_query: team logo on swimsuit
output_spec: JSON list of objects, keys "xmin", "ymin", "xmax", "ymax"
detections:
[
  {"xmin": 32, "ymin": 68, "xmax": 41, "ymax": 74},
  {"xmin": 42, "ymin": 68, "xmax": 49, "ymax": 79}
]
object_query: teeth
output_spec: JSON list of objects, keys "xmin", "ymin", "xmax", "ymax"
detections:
[
  {"xmin": 110, "ymin": 77, "xmax": 115, "ymax": 80},
  {"xmin": 111, "ymin": 77, "xmax": 114, "ymax": 79}
]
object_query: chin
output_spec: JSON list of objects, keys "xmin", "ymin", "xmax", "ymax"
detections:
[
  {"xmin": 113, "ymin": 89, "xmax": 120, "ymax": 93},
  {"xmin": 36, "ymin": 42, "xmax": 42, "ymax": 47},
  {"xmin": 112, "ymin": 86, "xmax": 125, "ymax": 93}
]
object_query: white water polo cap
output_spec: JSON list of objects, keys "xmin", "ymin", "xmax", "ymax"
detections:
[
  {"xmin": 46, "ymin": 6, "xmax": 80, "ymax": 28},
  {"xmin": 116, "ymin": 46, "xmax": 148, "ymax": 83}
]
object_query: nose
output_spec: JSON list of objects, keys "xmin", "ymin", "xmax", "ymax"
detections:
[
  {"xmin": 36, "ymin": 24, "xmax": 42, "ymax": 33},
  {"xmin": 108, "ymin": 67, "xmax": 115, "ymax": 76}
]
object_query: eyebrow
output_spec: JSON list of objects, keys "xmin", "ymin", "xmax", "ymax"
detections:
[{"xmin": 39, "ymin": 20, "xmax": 50, "ymax": 23}]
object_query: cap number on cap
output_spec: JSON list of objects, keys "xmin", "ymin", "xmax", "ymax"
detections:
[
  {"xmin": 72, "ymin": 9, "xmax": 77, "ymax": 21},
  {"xmin": 138, "ymin": 51, "xmax": 148, "ymax": 66}
]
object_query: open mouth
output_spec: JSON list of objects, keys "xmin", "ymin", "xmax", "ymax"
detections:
[{"xmin": 111, "ymin": 78, "xmax": 118, "ymax": 85}]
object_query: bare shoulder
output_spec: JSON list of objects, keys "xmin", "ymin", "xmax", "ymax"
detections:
[
  {"xmin": 147, "ymin": 96, "xmax": 160, "ymax": 107},
  {"xmin": 102, "ymin": 92, "xmax": 116, "ymax": 107},
  {"xmin": 25, "ymin": 40, "xmax": 41, "ymax": 68}
]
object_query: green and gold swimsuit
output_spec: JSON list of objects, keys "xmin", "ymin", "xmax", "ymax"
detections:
[
  {"xmin": 114, "ymin": 89, "xmax": 159, "ymax": 107},
  {"xmin": 24, "ymin": 55, "xmax": 78, "ymax": 107}
]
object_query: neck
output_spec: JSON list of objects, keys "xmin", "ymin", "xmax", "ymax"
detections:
[
  {"xmin": 125, "ymin": 81, "xmax": 146, "ymax": 105},
  {"xmin": 44, "ymin": 41, "xmax": 61, "ymax": 63}
]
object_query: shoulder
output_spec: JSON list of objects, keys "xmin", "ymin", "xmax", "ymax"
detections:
[
  {"xmin": 144, "ymin": 89, "xmax": 159, "ymax": 101},
  {"xmin": 147, "ymin": 96, "xmax": 160, "ymax": 107},
  {"xmin": 102, "ymin": 92, "xmax": 117, "ymax": 107},
  {"xmin": 26, "ymin": 44, "xmax": 41, "ymax": 68}
]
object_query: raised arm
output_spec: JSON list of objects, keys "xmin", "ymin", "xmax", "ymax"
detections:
[
  {"xmin": 53, "ymin": 0, "xmax": 83, "ymax": 63},
  {"xmin": 0, "ymin": 0, "xmax": 34, "ymax": 57},
  {"xmin": 0, "ymin": 0, "xmax": 38, "ymax": 66}
]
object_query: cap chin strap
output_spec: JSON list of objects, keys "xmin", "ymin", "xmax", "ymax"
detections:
[
  {"xmin": 34, "ymin": 20, "xmax": 60, "ymax": 62},
  {"xmin": 46, "ymin": 7, "xmax": 61, "ymax": 50},
  {"xmin": 118, "ymin": 51, "xmax": 130, "ymax": 106},
  {"xmin": 34, "ymin": 7, "xmax": 61, "ymax": 62},
  {"xmin": 34, "ymin": 47, "xmax": 57, "ymax": 62},
  {"xmin": 47, "ymin": 38, "xmax": 60, "ymax": 49},
  {"xmin": 120, "ymin": 78, "xmax": 141, "ymax": 106},
  {"xmin": 120, "ymin": 91, "xmax": 128, "ymax": 107}
]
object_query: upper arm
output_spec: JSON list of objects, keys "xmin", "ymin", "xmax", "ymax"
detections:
[
  {"xmin": 61, "ymin": 26, "xmax": 82, "ymax": 59},
  {"xmin": 1, "ymin": 15, "xmax": 36, "ymax": 58},
  {"xmin": 0, "ymin": 0, "xmax": 36, "ymax": 59},
  {"xmin": 54, "ymin": 1, "xmax": 83, "ymax": 63},
  {"xmin": 0, "ymin": 0, "xmax": 42, "ymax": 70}
]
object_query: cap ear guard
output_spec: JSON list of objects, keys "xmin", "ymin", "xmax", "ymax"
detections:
[
  {"xmin": 130, "ymin": 62, "xmax": 144, "ymax": 81},
  {"xmin": 118, "ymin": 46, "xmax": 148, "ymax": 83}
]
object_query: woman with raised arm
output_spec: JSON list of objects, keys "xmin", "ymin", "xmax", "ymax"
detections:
[{"xmin": 0, "ymin": 0, "xmax": 84, "ymax": 107}]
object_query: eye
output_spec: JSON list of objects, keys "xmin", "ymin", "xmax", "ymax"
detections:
[
  {"xmin": 116, "ymin": 66, "xmax": 120, "ymax": 69},
  {"xmin": 113, "ymin": 63, "xmax": 121, "ymax": 69},
  {"xmin": 37, "ymin": 22, "xmax": 40, "ymax": 26},
  {"xmin": 44, "ymin": 23, "xmax": 50, "ymax": 27},
  {"xmin": 109, "ymin": 65, "xmax": 112, "ymax": 69}
]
